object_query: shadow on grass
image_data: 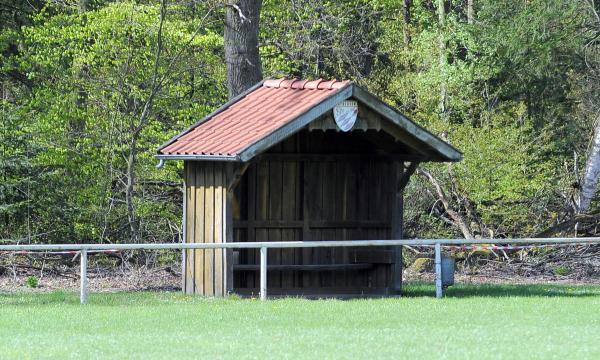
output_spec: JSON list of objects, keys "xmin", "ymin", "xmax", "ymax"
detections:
[
  {"xmin": 2, "ymin": 283, "xmax": 600, "ymax": 305},
  {"xmin": 0, "ymin": 290, "xmax": 201, "ymax": 306},
  {"xmin": 403, "ymin": 282, "xmax": 600, "ymax": 298}
]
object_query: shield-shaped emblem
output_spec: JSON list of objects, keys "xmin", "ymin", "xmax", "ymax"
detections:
[{"xmin": 333, "ymin": 100, "xmax": 358, "ymax": 132}]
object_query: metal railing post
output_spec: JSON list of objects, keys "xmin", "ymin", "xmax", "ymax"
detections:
[
  {"xmin": 435, "ymin": 242, "xmax": 443, "ymax": 298},
  {"xmin": 260, "ymin": 246, "xmax": 267, "ymax": 300},
  {"xmin": 80, "ymin": 249, "xmax": 88, "ymax": 304}
]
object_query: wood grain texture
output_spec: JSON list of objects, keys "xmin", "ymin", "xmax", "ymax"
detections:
[
  {"xmin": 184, "ymin": 127, "xmax": 418, "ymax": 296},
  {"xmin": 183, "ymin": 161, "xmax": 230, "ymax": 297},
  {"xmin": 194, "ymin": 162, "xmax": 205, "ymax": 295},
  {"xmin": 184, "ymin": 162, "xmax": 195, "ymax": 294}
]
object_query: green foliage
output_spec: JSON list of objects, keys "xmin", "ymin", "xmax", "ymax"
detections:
[
  {"xmin": 2, "ymin": 1, "xmax": 225, "ymax": 243},
  {"xmin": 25, "ymin": 276, "xmax": 39, "ymax": 288},
  {"xmin": 554, "ymin": 265, "xmax": 571, "ymax": 276},
  {"xmin": 261, "ymin": 0, "xmax": 383, "ymax": 80},
  {"xmin": 0, "ymin": 0, "xmax": 596, "ymax": 243}
]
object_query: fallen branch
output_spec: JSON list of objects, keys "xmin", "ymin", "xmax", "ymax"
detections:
[{"xmin": 417, "ymin": 168, "xmax": 474, "ymax": 239}]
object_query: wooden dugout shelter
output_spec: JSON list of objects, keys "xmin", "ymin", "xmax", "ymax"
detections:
[{"xmin": 157, "ymin": 78, "xmax": 462, "ymax": 297}]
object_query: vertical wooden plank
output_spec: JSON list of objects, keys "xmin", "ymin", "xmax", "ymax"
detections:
[
  {"xmin": 233, "ymin": 228, "xmax": 242, "ymax": 289},
  {"xmin": 391, "ymin": 161, "xmax": 404, "ymax": 294},
  {"xmin": 305, "ymin": 161, "xmax": 322, "ymax": 287},
  {"xmin": 214, "ymin": 163, "xmax": 224, "ymax": 297},
  {"xmin": 294, "ymin": 160, "xmax": 303, "ymax": 288},
  {"xmin": 373, "ymin": 161, "xmax": 386, "ymax": 290},
  {"xmin": 298, "ymin": 132, "xmax": 309, "ymax": 289},
  {"xmin": 204, "ymin": 162, "xmax": 215, "ymax": 296},
  {"xmin": 281, "ymin": 160, "xmax": 296, "ymax": 289},
  {"xmin": 246, "ymin": 164, "xmax": 257, "ymax": 289},
  {"xmin": 301, "ymin": 160, "xmax": 313, "ymax": 288},
  {"xmin": 356, "ymin": 160, "xmax": 370, "ymax": 289},
  {"xmin": 181, "ymin": 163, "xmax": 187, "ymax": 294},
  {"xmin": 321, "ymin": 160, "xmax": 336, "ymax": 287},
  {"xmin": 314, "ymin": 162, "xmax": 326, "ymax": 286},
  {"xmin": 345, "ymin": 160, "xmax": 358, "ymax": 288},
  {"xmin": 280, "ymin": 135, "xmax": 298, "ymax": 288},
  {"xmin": 233, "ymin": 169, "xmax": 247, "ymax": 290},
  {"xmin": 255, "ymin": 160, "xmax": 269, "ymax": 293},
  {"xmin": 183, "ymin": 162, "xmax": 188, "ymax": 293},
  {"xmin": 225, "ymin": 171, "xmax": 234, "ymax": 294},
  {"xmin": 333, "ymin": 161, "xmax": 346, "ymax": 288},
  {"xmin": 268, "ymin": 160, "xmax": 283, "ymax": 289},
  {"xmin": 185, "ymin": 162, "xmax": 196, "ymax": 295},
  {"xmin": 194, "ymin": 162, "xmax": 205, "ymax": 296}
]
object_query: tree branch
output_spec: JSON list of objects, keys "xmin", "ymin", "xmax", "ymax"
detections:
[{"xmin": 226, "ymin": 3, "xmax": 249, "ymax": 23}]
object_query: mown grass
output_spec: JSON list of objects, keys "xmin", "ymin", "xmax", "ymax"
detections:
[{"xmin": 1, "ymin": 283, "xmax": 600, "ymax": 359}]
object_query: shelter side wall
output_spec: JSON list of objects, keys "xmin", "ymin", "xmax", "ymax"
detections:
[{"xmin": 184, "ymin": 161, "xmax": 230, "ymax": 296}]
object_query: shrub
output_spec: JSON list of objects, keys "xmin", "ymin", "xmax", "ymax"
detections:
[
  {"xmin": 25, "ymin": 276, "xmax": 39, "ymax": 288},
  {"xmin": 554, "ymin": 266, "xmax": 571, "ymax": 276}
]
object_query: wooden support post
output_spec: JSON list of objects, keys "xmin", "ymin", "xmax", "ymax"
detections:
[
  {"xmin": 391, "ymin": 161, "xmax": 405, "ymax": 295},
  {"xmin": 183, "ymin": 162, "xmax": 234, "ymax": 297},
  {"xmin": 260, "ymin": 246, "xmax": 267, "ymax": 300},
  {"xmin": 80, "ymin": 249, "xmax": 88, "ymax": 304},
  {"xmin": 225, "ymin": 190, "xmax": 234, "ymax": 294},
  {"xmin": 390, "ymin": 161, "xmax": 419, "ymax": 295},
  {"xmin": 435, "ymin": 242, "xmax": 443, "ymax": 298},
  {"xmin": 181, "ymin": 176, "xmax": 187, "ymax": 294}
]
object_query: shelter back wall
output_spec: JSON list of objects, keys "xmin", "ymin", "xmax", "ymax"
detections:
[{"xmin": 232, "ymin": 130, "xmax": 398, "ymax": 295}]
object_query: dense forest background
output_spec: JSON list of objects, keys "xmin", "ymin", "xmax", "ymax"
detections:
[{"xmin": 1, "ymin": 0, "xmax": 599, "ymax": 245}]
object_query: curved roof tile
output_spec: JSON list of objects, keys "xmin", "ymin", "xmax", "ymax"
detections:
[{"xmin": 159, "ymin": 79, "xmax": 350, "ymax": 157}]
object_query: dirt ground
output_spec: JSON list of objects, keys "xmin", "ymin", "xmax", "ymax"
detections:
[
  {"xmin": 2, "ymin": 263, "xmax": 600, "ymax": 293},
  {"xmin": 2, "ymin": 245, "xmax": 600, "ymax": 292},
  {"xmin": 0, "ymin": 265, "xmax": 181, "ymax": 293}
]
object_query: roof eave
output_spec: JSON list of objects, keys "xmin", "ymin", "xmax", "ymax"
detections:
[
  {"xmin": 156, "ymin": 80, "xmax": 266, "ymax": 154},
  {"xmin": 155, "ymin": 154, "xmax": 241, "ymax": 162},
  {"xmin": 351, "ymin": 85, "xmax": 463, "ymax": 162}
]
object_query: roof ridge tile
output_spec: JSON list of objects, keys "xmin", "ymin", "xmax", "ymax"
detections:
[{"xmin": 263, "ymin": 78, "xmax": 349, "ymax": 90}]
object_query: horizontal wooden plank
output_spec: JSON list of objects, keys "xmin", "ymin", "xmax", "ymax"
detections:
[
  {"xmin": 258, "ymin": 153, "xmax": 427, "ymax": 162},
  {"xmin": 349, "ymin": 249, "xmax": 394, "ymax": 264},
  {"xmin": 233, "ymin": 263, "xmax": 373, "ymax": 272},
  {"xmin": 233, "ymin": 220, "xmax": 391, "ymax": 229},
  {"xmin": 233, "ymin": 287, "xmax": 390, "ymax": 297}
]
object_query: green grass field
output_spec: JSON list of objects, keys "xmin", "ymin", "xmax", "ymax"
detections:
[{"xmin": 2, "ymin": 283, "xmax": 600, "ymax": 359}]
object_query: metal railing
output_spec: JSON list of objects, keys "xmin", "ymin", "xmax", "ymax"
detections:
[{"xmin": 1, "ymin": 237, "xmax": 599, "ymax": 303}]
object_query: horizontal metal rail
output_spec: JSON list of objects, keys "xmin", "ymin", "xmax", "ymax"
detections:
[
  {"xmin": 1, "ymin": 237, "xmax": 599, "ymax": 303},
  {"xmin": 1, "ymin": 237, "xmax": 599, "ymax": 251}
]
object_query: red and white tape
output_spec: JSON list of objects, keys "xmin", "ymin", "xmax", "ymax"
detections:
[
  {"xmin": 0, "ymin": 249, "xmax": 121, "ymax": 255},
  {"xmin": 414, "ymin": 243, "xmax": 594, "ymax": 251}
]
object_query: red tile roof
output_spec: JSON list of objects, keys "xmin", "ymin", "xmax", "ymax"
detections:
[{"xmin": 159, "ymin": 79, "xmax": 351, "ymax": 157}]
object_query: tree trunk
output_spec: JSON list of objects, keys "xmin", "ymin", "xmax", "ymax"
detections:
[
  {"xmin": 578, "ymin": 2, "xmax": 600, "ymax": 213},
  {"xmin": 73, "ymin": 0, "xmax": 88, "ymax": 138},
  {"xmin": 438, "ymin": 0, "xmax": 448, "ymax": 121},
  {"xmin": 579, "ymin": 117, "xmax": 600, "ymax": 212},
  {"xmin": 467, "ymin": 0, "xmax": 474, "ymax": 24},
  {"xmin": 224, "ymin": 0, "xmax": 263, "ymax": 98},
  {"xmin": 403, "ymin": 0, "xmax": 412, "ymax": 46},
  {"xmin": 125, "ymin": 140, "xmax": 140, "ymax": 242},
  {"xmin": 123, "ymin": 0, "xmax": 167, "ymax": 242},
  {"xmin": 79, "ymin": 0, "xmax": 89, "ymax": 13}
]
